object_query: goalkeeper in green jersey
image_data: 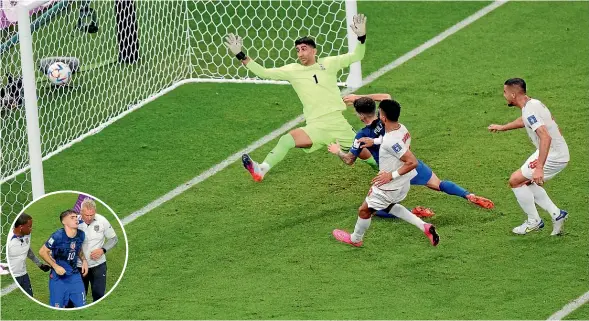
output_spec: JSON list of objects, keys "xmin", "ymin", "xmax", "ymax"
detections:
[{"xmin": 225, "ymin": 14, "xmax": 377, "ymax": 182}]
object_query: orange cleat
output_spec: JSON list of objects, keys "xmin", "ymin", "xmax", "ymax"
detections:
[
  {"xmin": 411, "ymin": 206, "xmax": 436, "ymax": 218},
  {"xmin": 423, "ymin": 223, "xmax": 440, "ymax": 246},
  {"xmin": 466, "ymin": 194, "xmax": 495, "ymax": 209}
]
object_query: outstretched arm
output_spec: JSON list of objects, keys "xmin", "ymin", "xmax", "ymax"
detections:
[
  {"xmin": 324, "ymin": 14, "xmax": 368, "ymax": 70},
  {"xmin": 328, "ymin": 142, "xmax": 358, "ymax": 165},
  {"xmin": 343, "ymin": 93, "xmax": 391, "ymax": 106},
  {"xmin": 225, "ymin": 33, "xmax": 290, "ymax": 81},
  {"xmin": 488, "ymin": 116, "xmax": 524, "ymax": 132}
]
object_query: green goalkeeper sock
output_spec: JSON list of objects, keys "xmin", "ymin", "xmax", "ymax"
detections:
[
  {"xmin": 263, "ymin": 134, "xmax": 296, "ymax": 169},
  {"xmin": 362, "ymin": 156, "xmax": 379, "ymax": 171}
]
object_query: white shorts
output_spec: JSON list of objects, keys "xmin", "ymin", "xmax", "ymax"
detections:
[
  {"xmin": 520, "ymin": 151, "xmax": 568, "ymax": 181},
  {"xmin": 365, "ymin": 183, "xmax": 410, "ymax": 211}
]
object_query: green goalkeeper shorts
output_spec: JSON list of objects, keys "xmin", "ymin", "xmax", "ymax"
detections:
[{"xmin": 300, "ymin": 111, "xmax": 356, "ymax": 154}]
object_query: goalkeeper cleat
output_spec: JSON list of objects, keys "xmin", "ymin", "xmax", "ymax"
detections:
[
  {"xmin": 423, "ymin": 223, "xmax": 439, "ymax": 246},
  {"xmin": 551, "ymin": 210, "xmax": 568, "ymax": 236},
  {"xmin": 466, "ymin": 194, "xmax": 495, "ymax": 209},
  {"xmin": 412, "ymin": 206, "xmax": 435, "ymax": 218},
  {"xmin": 512, "ymin": 219, "xmax": 544, "ymax": 235},
  {"xmin": 242, "ymin": 154, "xmax": 264, "ymax": 182},
  {"xmin": 332, "ymin": 229, "xmax": 363, "ymax": 247}
]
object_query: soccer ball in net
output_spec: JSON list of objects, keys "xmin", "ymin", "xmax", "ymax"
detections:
[{"xmin": 46, "ymin": 62, "xmax": 71, "ymax": 85}]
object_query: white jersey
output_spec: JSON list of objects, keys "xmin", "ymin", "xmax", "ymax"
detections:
[
  {"xmin": 377, "ymin": 123, "xmax": 417, "ymax": 191},
  {"xmin": 7, "ymin": 232, "xmax": 31, "ymax": 277},
  {"xmin": 522, "ymin": 99, "xmax": 569, "ymax": 163},
  {"xmin": 77, "ymin": 214, "xmax": 116, "ymax": 268}
]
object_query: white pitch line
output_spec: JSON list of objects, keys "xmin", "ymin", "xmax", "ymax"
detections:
[
  {"xmin": 0, "ymin": 0, "xmax": 507, "ymax": 297},
  {"xmin": 547, "ymin": 290, "xmax": 589, "ymax": 320}
]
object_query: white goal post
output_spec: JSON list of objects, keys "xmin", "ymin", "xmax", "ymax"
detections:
[{"xmin": 1, "ymin": 0, "xmax": 361, "ymax": 258}]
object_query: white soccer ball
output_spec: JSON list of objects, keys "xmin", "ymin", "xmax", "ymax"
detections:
[{"xmin": 46, "ymin": 62, "xmax": 71, "ymax": 85}]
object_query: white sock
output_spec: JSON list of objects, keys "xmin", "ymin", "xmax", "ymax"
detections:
[
  {"xmin": 259, "ymin": 162, "xmax": 270, "ymax": 174},
  {"xmin": 351, "ymin": 216, "xmax": 371, "ymax": 243},
  {"xmin": 512, "ymin": 186, "xmax": 541, "ymax": 222},
  {"xmin": 390, "ymin": 204, "xmax": 426, "ymax": 232},
  {"xmin": 528, "ymin": 184, "xmax": 560, "ymax": 219}
]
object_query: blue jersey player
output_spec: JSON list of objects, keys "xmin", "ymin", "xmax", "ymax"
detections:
[
  {"xmin": 328, "ymin": 95, "xmax": 494, "ymax": 217},
  {"xmin": 39, "ymin": 210, "xmax": 88, "ymax": 308}
]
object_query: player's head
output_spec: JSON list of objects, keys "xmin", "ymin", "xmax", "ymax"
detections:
[
  {"xmin": 378, "ymin": 99, "xmax": 401, "ymax": 124},
  {"xmin": 60, "ymin": 209, "xmax": 79, "ymax": 229},
  {"xmin": 503, "ymin": 78, "xmax": 527, "ymax": 107},
  {"xmin": 80, "ymin": 198, "xmax": 97, "ymax": 225},
  {"xmin": 353, "ymin": 97, "xmax": 377, "ymax": 123},
  {"xmin": 295, "ymin": 36, "xmax": 317, "ymax": 66},
  {"xmin": 14, "ymin": 213, "xmax": 33, "ymax": 235}
]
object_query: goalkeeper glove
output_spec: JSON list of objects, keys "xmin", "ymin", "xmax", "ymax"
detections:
[
  {"xmin": 225, "ymin": 33, "xmax": 247, "ymax": 61},
  {"xmin": 350, "ymin": 14, "xmax": 367, "ymax": 43}
]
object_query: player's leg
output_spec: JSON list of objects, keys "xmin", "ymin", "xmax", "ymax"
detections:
[
  {"xmin": 388, "ymin": 204, "xmax": 439, "ymax": 246},
  {"xmin": 385, "ymin": 183, "xmax": 439, "ymax": 246},
  {"xmin": 67, "ymin": 275, "xmax": 87, "ymax": 307},
  {"xmin": 89, "ymin": 262, "xmax": 107, "ymax": 301},
  {"xmin": 510, "ymin": 161, "xmax": 544, "ymax": 234},
  {"xmin": 528, "ymin": 161, "xmax": 568, "ymax": 235},
  {"xmin": 242, "ymin": 128, "xmax": 310, "ymax": 182},
  {"xmin": 15, "ymin": 273, "xmax": 33, "ymax": 297},
  {"xmin": 49, "ymin": 278, "xmax": 68, "ymax": 308},
  {"xmin": 427, "ymin": 171, "xmax": 495, "ymax": 209},
  {"xmin": 333, "ymin": 200, "xmax": 373, "ymax": 247}
]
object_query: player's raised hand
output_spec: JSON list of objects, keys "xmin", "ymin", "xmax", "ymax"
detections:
[
  {"xmin": 350, "ymin": 14, "xmax": 367, "ymax": 37},
  {"xmin": 532, "ymin": 168, "xmax": 545, "ymax": 186},
  {"xmin": 488, "ymin": 124, "xmax": 504, "ymax": 132},
  {"xmin": 224, "ymin": 33, "xmax": 243, "ymax": 56},
  {"xmin": 54, "ymin": 265, "xmax": 66, "ymax": 275},
  {"xmin": 343, "ymin": 94, "xmax": 360, "ymax": 106},
  {"xmin": 328, "ymin": 141, "xmax": 342, "ymax": 154},
  {"xmin": 357, "ymin": 137, "xmax": 374, "ymax": 148},
  {"xmin": 372, "ymin": 170, "xmax": 393, "ymax": 187}
]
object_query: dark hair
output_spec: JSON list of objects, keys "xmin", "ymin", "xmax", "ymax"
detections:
[
  {"xmin": 379, "ymin": 99, "xmax": 401, "ymax": 122},
  {"xmin": 294, "ymin": 36, "xmax": 316, "ymax": 48},
  {"xmin": 504, "ymin": 78, "xmax": 527, "ymax": 93},
  {"xmin": 14, "ymin": 213, "xmax": 32, "ymax": 228},
  {"xmin": 60, "ymin": 209, "xmax": 78, "ymax": 223},
  {"xmin": 353, "ymin": 97, "xmax": 376, "ymax": 115}
]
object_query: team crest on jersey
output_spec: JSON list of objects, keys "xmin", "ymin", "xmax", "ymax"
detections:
[
  {"xmin": 70, "ymin": 241, "xmax": 76, "ymax": 250},
  {"xmin": 319, "ymin": 64, "xmax": 325, "ymax": 70},
  {"xmin": 392, "ymin": 143, "xmax": 402, "ymax": 153},
  {"xmin": 94, "ymin": 225, "xmax": 100, "ymax": 232},
  {"xmin": 527, "ymin": 115, "xmax": 538, "ymax": 125}
]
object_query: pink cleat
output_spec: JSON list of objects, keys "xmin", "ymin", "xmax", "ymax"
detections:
[
  {"xmin": 423, "ymin": 223, "xmax": 440, "ymax": 246},
  {"xmin": 242, "ymin": 154, "xmax": 264, "ymax": 182},
  {"xmin": 332, "ymin": 229, "xmax": 363, "ymax": 247}
]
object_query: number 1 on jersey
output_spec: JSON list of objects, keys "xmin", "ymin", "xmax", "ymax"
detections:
[{"xmin": 313, "ymin": 74, "xmax": 318, "ymax": 84}]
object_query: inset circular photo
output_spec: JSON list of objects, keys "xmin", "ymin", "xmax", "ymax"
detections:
[{"xmin": 5, "ymin": 191, "xmax": 128, "ymax": 310}]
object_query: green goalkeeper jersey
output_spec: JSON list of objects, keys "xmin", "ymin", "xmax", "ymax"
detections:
[{"xmin": 245, "ymin": 43, "xmax": 365, "ymax": 122}]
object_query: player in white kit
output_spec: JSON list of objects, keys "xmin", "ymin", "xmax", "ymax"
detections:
[
  {"xmin": 7, "ymin": 213, "xmax": 50, "ymax": 297},
  {"xmin": 333, "ymin": 99, "xmax": 440, "ymax": 247},
  {"xmin": 488, "ymin": 78, "xmax": 569, "ymax": 235}
]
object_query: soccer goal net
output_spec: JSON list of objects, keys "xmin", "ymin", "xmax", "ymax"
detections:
[{"xmin": 0, "ymin": 0, "xmax": 359, "ymax": 260}]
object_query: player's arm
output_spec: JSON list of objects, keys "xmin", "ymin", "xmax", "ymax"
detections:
[
  {"xmin": 27, "ymin": 248, "xmax": 50, "ymax": 272},
  {"xmin": 372, "ymin": 144, "xmax": 418, "ymax": 187},
  {"xmin": 324, "ymin": 14, "xmax": 367, "ymax": 70},
  {"xmin": 533, "ymin": 125, "xmax": 551, "ymax": 184},
  {"xmin": 328, "ymin": 141, "xmax": 358, "ymax": 165},
  {"xmin": 78, "ymin": 248, "xmax": 89, "ymax": 276},
  {"xmin": 39, "ymin": 244, "xmax": 65, "ymax": 275},
  {"xmin": 488, "ymin": 116, "xmax": 524, "ymax": 132},
  {"xmin": 343, "ymin": 93, "xmax": 391, "ymax": 106},
  {"xmin": 225, "ymin": 33, "xmax": 291, "ymax": 81}
]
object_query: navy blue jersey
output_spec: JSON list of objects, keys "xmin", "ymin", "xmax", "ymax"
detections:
[
  {"xmin": 45, "ymin": 228, "xmax": 85, "ymax": 280},
  {"xmin": 350, "ymin": 119, "xmax": 385, "ymax": 163}
]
